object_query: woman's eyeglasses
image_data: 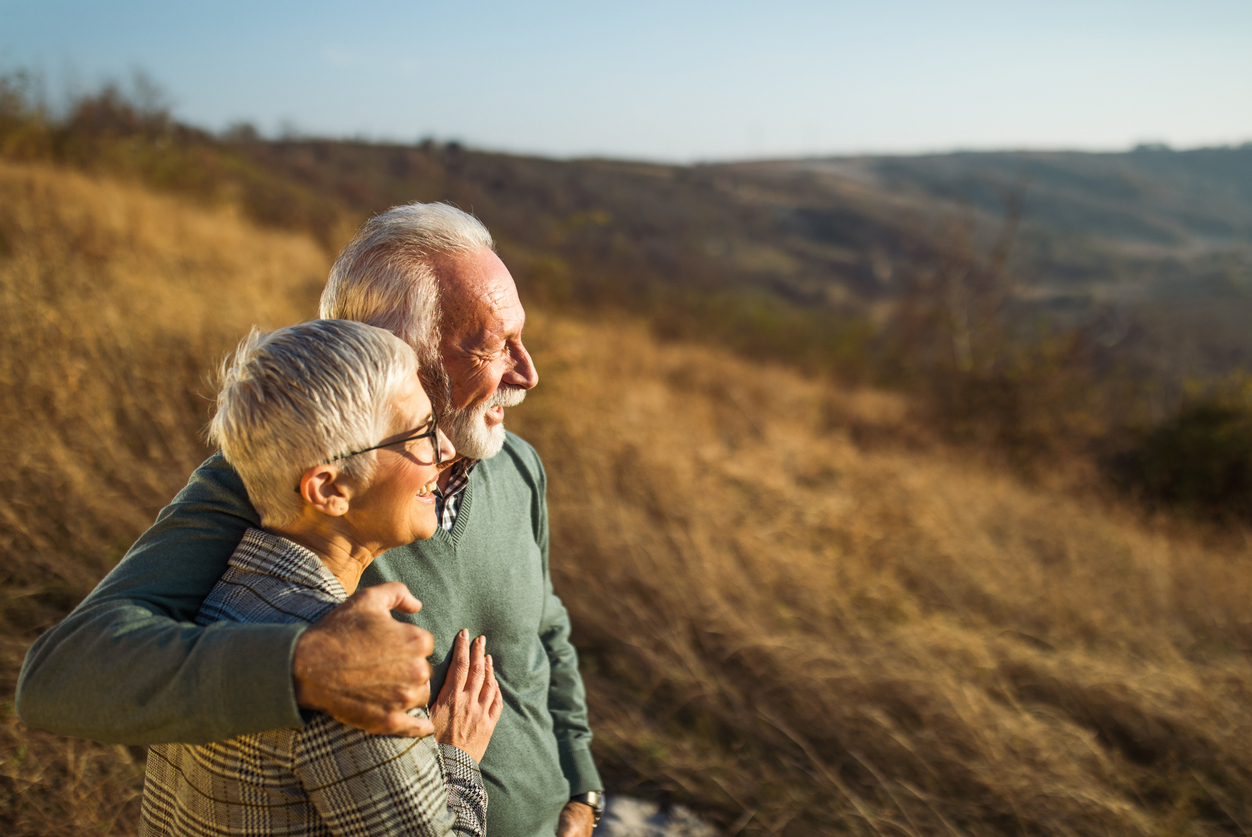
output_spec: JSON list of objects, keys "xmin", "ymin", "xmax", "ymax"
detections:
[{"xmin": 325, "ymin": 415, "xmax": 442, "ymax": 466}]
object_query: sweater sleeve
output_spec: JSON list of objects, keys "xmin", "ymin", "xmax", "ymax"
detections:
[
  {"xmin": 531, "ymin": 447, "xmax": 603, "ymax": 796},
  {"xmin": 15, "ymin": 453, "xmax": 307, "ymax": 745}
]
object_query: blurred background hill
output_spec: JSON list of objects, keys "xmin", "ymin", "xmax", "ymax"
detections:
[
  {"xmin": 4, "ymin": 75, "xmax": 1252, "ymax": 836},
  {"xmin": 8, "ymin": 68, "xmax": 1251, "ymax": 386}
]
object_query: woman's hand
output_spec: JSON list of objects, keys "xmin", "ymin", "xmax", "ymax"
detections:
[{"xmin": 430, "ymin": 629, "xmax": 503, "ymax": 764}]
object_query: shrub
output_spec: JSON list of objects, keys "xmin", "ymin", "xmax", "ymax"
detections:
[{"xmin": 1112, "ymin": 396, "xmax": 1252, "ymax": 521}]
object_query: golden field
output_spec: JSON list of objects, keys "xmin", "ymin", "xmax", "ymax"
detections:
[{"xmin": 3, "ymin": 158, "xmax": 1252, "ymax": 835}]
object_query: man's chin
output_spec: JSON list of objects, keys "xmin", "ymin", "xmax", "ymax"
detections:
[{"xmin": 447, "ymin": 418, "xmax": 507, "ymax": 461}]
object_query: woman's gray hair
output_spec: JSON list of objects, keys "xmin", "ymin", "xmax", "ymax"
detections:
[
  {"xmin": 319, "ymin": 202, "xmax": 494, "ymax": 368},
  {"xmin": 208, "ymin": 320, "xmax": 420, "ymax": 527}
]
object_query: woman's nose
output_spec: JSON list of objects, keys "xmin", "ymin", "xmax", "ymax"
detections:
[{"xmin": 436, "ymin": 427, "xmax": 456, "ymax": 464}]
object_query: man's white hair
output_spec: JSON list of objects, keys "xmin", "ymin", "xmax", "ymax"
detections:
[
  {"xmin": 208, "ymin": 320, "xmax": 419, "ymax": 527},
  {"xmin": 319, "ymin": 202, "xmax": 494, "ymax": 369}
]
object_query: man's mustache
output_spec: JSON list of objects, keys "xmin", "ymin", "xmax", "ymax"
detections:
[{"xmin": 489, "ymin": 386, "xmax": 527, "ymax": 409}]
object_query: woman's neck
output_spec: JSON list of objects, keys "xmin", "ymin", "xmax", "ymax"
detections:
[{"xmin": 265, "ymin": 521, "xmax": 377, "ymax": 596}]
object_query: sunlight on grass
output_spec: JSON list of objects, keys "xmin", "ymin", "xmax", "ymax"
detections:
[{"xmin": 4, "ymin": 158, "xmax": 1252, "ymax": 835}]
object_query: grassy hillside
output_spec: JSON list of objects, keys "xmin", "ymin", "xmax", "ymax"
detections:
[
  {"xmin": 6, "ymin": 73, "xmax": 1251, "ymax": 395},
  {"xmin": 217, "ymin": 137, "xmax": 1252, "ymax": 391},
  {"xmin": 0, "ymin": 159, "xmax": 325, "ymax": 834},
  {"xmin": 6, "ymin": 159, "xmax": 1252, "ymax": 835}
]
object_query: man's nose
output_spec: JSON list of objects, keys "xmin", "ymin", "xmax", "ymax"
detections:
[{"xmin": 504, "ymin": 341, "xmax": 539, "ymax": 390}]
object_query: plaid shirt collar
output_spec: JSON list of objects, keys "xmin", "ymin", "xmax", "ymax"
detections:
[
  {"xmin": 434, "ymin": 457, "xmax": 478, "ymax": 532},
  {"xmin": 230, "ymin": 528, "xmax": 347, "ymax": 605}
]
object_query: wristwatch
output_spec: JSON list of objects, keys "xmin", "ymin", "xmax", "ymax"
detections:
[{"xmin": 570, "ymin": 791, "xmax": 606, "ymax": 826}]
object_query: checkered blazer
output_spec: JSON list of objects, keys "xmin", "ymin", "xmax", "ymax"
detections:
[{"xmin": 140, "ymin": 528, "xmax": 488, "ymax": 837}]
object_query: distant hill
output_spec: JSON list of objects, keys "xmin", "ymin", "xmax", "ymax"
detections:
[
  {"xmin": 715, "ymin": 146, "xmax": 1252, "ymax": 378},
  {"xmin": 3, "ymin": 75, "xmax": 1248, "ymax": 384},
  {"xmin": 232, "ymin": 139, "xmax": 1252, "ymax": 379}
]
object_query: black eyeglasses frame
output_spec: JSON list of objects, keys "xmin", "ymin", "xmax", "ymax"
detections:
[{"xmin": 324, "ymin": 414, "xmax": 443, "ymax": 467}]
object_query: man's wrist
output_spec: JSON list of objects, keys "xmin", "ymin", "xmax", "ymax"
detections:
[
  {"xmin": 569, "ymin": 791, "xmax": 605, "ymax": 826},
  {"xmin": 290, "ymin": 623, "xmax": 321, "ymax": 710}
]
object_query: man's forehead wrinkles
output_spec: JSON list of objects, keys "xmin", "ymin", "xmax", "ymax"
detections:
[
  {"xmin": 482, "ymin": 289, "xmax": 525, "ymax": 328},
  {"xmin": 452, "ymin": 295, "xmax": 523, "ymax": 346},
  {"xmin": 482, "ymin": 286, "xmax": 511, "ymax": 306}
]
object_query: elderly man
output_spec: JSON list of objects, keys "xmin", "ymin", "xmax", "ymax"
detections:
[{"xmin": 17, "ymin": 204, "xmax": 604, "ymax": 837}]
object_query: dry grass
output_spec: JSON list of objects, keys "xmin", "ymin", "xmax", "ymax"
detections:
[
  {"xmin": 513, "ymin": 318, "xmax": 1252, "ymax": 836},
  {"xmin": 0, "ymin": 159, "xmax": 326, "ymax": 834},
  {"xmin": 4, "ymin": 158, "xmax": 1252, "ymax": 835},
  {"xmin": 0, "ymin": 159, "xmax": 326, "ymax": 621}
]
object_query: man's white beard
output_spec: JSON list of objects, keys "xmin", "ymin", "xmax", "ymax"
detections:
[{"xmin": 441, "ymin": 384, "xmax": 527, "ymax": 461}]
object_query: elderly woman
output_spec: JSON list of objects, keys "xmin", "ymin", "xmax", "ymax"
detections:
[{"xmin": 141, "ymin": 319, "xmax": 501, "ymax": 837}]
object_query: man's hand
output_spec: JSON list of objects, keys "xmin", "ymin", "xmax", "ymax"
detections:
[
  {"xmin": 292, "ymin": 582, "xmax": 435, "ymax": 737},
  {"xmin": 430, "ymin": 629, "xmax": 503, "ymax": 763},
  {"xmin": 557, "ymin": 801, "xmax": 596, "ymax": 837}
]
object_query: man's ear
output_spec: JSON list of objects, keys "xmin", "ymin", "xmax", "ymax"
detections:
[{"xmin": 297, "ymin": 464, "xmax": 353, "ymax": 517}]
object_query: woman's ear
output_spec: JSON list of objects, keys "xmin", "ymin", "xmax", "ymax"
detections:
[{"xmin": 297, "ymin": 464, "xmax": 352, "ymax": 517}]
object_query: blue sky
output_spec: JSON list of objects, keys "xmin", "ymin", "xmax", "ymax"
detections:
[{"xmin": 2, "ymin": 0, "xmax": 1250, "ymax": 162}]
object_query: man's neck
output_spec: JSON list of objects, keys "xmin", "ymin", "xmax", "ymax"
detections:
[{"xmin": 437, "ymin": 455, "xmax": 470, "ymax": 491}]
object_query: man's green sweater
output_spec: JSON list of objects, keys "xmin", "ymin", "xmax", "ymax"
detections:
[{"xmin": 17, "ymin": 432, "xmax": 600, "ymax": 837}]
